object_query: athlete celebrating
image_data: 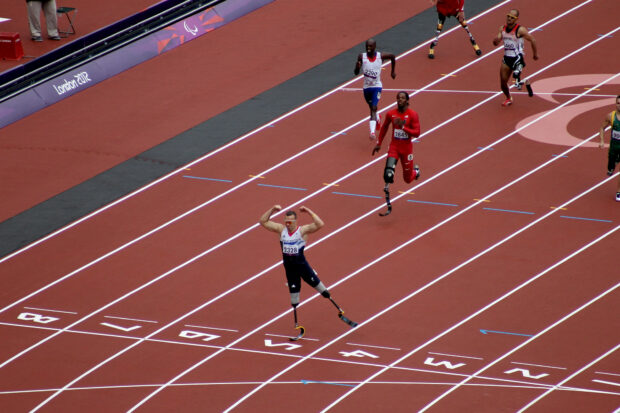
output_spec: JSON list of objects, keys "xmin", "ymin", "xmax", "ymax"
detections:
[
  {"xmin": 259, "ymin": 205, "xmax": 356, "ymax": 339},
  {"xmin": 372, "ymin": 91, "xmax": 421, "ymax": 216},
  {"xmin": 492, "ymin": 9, "xmax": 538, "ymax": 106},
  {"xmin": 354, "ymin": 38, "xmax": 396, "ymax": 141},
  {"xmin": 599, "ymin": 95, "xmax": 620, "ymax": 201},
  {"xmin": 428, "ymin": 0, "xmax": 482, "ymax": 59}
]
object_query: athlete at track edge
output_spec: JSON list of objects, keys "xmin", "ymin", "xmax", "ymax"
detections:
[
  {"xmin": 598, "ymin": 94, "xmax": 620, "ymax": 202},
  {"xmin": 372, "ymin": 91, "xmax": 421, "ymax": 216},
  {"xmin": 354, "ymin": 38, "xmax": 396, "ymax": 141},
  {"xmin": 492, "ymin": 9, "xmax": 538, "ymax": 106},
  {"xmin": 259, "ymin": 205, "xmax": 344, "ymax": 338},
  {"xmin": 428, "ymin": 0, "xmax": 482, "ymax": 59}
]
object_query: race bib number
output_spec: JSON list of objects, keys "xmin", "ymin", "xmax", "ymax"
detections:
[
  {"xmin": 283, "ymin": 245, "xmax": 299, "ymax": 254},
  {"xmin": 394, "ymin": 129, "xmax": 408, "ymax": 140},
  {"xmin": 363, "ymin": 69, "xmax": 378, "ymax": 79}
]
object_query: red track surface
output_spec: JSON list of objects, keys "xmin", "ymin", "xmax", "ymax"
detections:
[{"xmin": 1, "ymin": 0, "xmax": 619, "ymax": 412}]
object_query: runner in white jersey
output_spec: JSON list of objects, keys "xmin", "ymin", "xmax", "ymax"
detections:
[
  {"xmin": 492, "ymin": 9, "xmax": 538, "ymax": 106},
  {"xmin": 354, "ymin": 38, "xmax": 396, "ymax": 140}
]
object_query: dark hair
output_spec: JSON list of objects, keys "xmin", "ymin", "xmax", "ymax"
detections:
[
  {"xmin": 285, "ymin": 210, "xmax": 297, "ymax": 219},
  {"xmin": 397, "ymin": 91, "xmax": 410, "ymax": 101}
]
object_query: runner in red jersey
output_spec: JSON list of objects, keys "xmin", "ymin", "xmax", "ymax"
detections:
[
  {"xmin": 372, "ymin": 91, "xmax": 420, "ymax": 215},
  {"xmin": 428, "ymin": 0, "xmax": 481, "ymax": 59}
]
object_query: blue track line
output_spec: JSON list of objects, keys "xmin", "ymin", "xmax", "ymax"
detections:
[
  {"xmin": 257, "ymin": 184, "xmax": 307, "ymax": 191},
  {"xmin": 483, "ymin": 207, "xmax": 535, "ymax": 215},
  {"xmin": 332, "ymin": 192, "xmax": 383, "ymax": 199},
  {"xmin": 560, "ymin": 215, "xmax": 612, "ymax": 223},
  {"xmin": 407, "ymin": 200, "xmax": 458, "ymax": 207},
  {"xmin": 182, "ymin": 175, "xmax": 232, "ymax": 182}
]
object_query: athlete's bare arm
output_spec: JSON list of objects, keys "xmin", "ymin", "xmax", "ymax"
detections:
[
  {"xmin": 299, "ymin": 206, "xmax": 324, "ymax": 236},
  {"xmin": 259, "ymin": 205, "xmax": 284, "ymax": 233}
]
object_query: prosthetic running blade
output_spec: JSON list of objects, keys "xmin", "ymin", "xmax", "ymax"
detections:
[{"xmin": 289, "ymin": 325, "xmax": 305, "ymax": 341}]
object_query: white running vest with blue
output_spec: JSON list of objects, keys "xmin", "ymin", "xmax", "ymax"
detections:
[
  {"xmin": 280, "ymin": 227, "xmax": 306, "ymax": 256},
  {"xmin": 362, "ymin": 52, "xmax": 383, "ymax": 89},
  {"xmin": 502, "ymin": 25, "xmax": 524, "ymax": 57}
]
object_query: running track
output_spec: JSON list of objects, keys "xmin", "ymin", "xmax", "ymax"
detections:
[{"xmin": 1, "ymin": 0, "xmax": 619, "ymax": 411}]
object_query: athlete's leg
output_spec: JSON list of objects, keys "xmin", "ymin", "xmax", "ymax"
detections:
[
  {"xmin": 428, "ymin": 13, "xmax": 447, "ymax": 59},
  {"xmin": 300, "ymin": 265, "xmax": 331, "ymax": 298},
  {"xmin": 500, "ymin": 61, "xmax": 513, "ymax": 105},
  {"xmin": 284, "ymin": 266, "xmax": 302, "ymax": 306},
  {"xmin": 365, "ymin": 88, "xmax": 381, "ymax": 139},
  {"xmin": 457, "ymin": 14, "xmax": 481, "ymax": 56},
  {"xmin": 384, "ymin": 156, "xmax": 397, "ymax": 184},
  {"xmin": 400, "ymin": 150, "xmax": 419, "ymax": 184}
]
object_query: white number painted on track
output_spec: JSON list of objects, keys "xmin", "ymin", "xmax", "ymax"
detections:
[
  {"xmin": 17, "ymin": 312, "xmax": 59, "ymax": 324},
  {"xmin": 424, "ymin": 357, "xmax": 466, "ymax": 370},
  {"xmin": 264, "ymin": 339, "xmax": 301, "ymax": 351},
  {"xmin": 179, "ymin": 330, "xmax": 220, "ymax": 342},
  {"xmin": 100, "ymin": 322, "xmax": 141, "ymax": 332},
  {"xmin": 504, "ymin": 368, "xmax": 549, "ymax": 379},
  {"xmin": 339, "ymin": 349, "xmax": 379, "ymax": 359}
]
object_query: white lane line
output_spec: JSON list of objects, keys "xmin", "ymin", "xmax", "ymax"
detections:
[
  {"xmin": 511, "ymin": 361, "xmax": 567, "ymax": 370},
  {"xmin": 0, "ymin": 0, "xmax": 514, "ymax": 315},
  {"xmin": 22, "ymin": 307, "xmax": 77, "ymax": 315},
  {"xmin": 517, "ymin": 344, "xmax": 620, "ymax": 412},
  {"xmin": 103, "ymin": 315, "xmax": 158, "ymax": 323},
  {"xmin": 340, "ymin": 87, "xmax": 618, "ymax": 99},
  {"xmin": 428, "ymin": 352, "xmax": 484, "ymax": 361},
  {"xmin": 346, "ymin": 342, "xmax": 401, "ymax": 351},
  {"xmin": 183, "ymin": 324, "xmax": 239, "ymax": 332},
  {"xmin": 420, "ymin": 290, "xmax": 620, "ymax": 413},
  {"xmin": 595, "ymin": 371, "xmax": 620, "ymax": 377},
  {"xmin": 591, "ymin": 379, "xmax": 620, "ymax": 388},
  {"xmin": 264, "ymin": 333, "xmax": 320, "ymax": 342}
]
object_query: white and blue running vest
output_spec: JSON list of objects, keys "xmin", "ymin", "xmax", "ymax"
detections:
[
  {"xmin": 280, "ymin": 227, "xmax": 306, "ymax": 260},
  {"xmin": 361, "ymin": 52, "xmax": 383, "ymax": 89}
]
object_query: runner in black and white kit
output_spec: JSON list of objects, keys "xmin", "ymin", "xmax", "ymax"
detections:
[
  {"xmin": 492, "ymin": 9, "xmax": 539, "ymax": 106},
  {"xmin": 259, "ymin": 205, "xmax": 332, "ymax": 309}
]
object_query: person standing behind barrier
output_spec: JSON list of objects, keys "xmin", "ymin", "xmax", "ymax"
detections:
[
  {"xmin": 599, "ymin": 95, "xmax": 620, "ymax": 202},
  {"xmin": 26, "ymin": 0, "xmax": 61, "ymax": 41}
]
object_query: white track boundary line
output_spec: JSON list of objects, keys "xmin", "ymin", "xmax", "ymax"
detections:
[
  {"xmin": 23, "ymin": 59, "xmax": 618, "ymax": 413},
  {"xmin": 0, "ymin": 0, "xmax": 512, "ymax": 265},
  {"xmin": 516, "ymin": 344, "xmax": 620, "ymax": 412},
  {"xmin": 341, "ymin": 87, "xmax": 617, "ymax": 98},
  {"xmin": 228, "ymin": 179, "xmax": 619, "ymax": 413},
  {"xmin": 0, "ymin": 0, "xmax": 604, "ymax": 321},
  {"xmin": 419, "ymin": 288, "xmax": 620, "ymax": 413}
]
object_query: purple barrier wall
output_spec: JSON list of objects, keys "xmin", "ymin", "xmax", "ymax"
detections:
[{"xmin": 0, "ymin": 0, "xmax": 275, "ymax": 129}]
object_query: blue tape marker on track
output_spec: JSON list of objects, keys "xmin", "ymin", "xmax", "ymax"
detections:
[
  {"xmin": 257, "ymin": 184, "xmax": 307, "ymax": 191},
  {"xmin": 183, "ymin": 175, "xmax": 232, "ymax": 182},
  {"xmin": 407, "ymin": 200, "xmax": 458, "ymax": 207},
  {"xmin": 483, "ymin": 207, "xmax": 535, "ymax": 215},
  {"xmin": 480, "ymin": 329, "xmax": 534, "ymax": 337},
  {"xmin": 560, "ymin": 215, "xmax": 613, "ymax": 223},
  {"xmin": 332, "ymin": 192, "xmax": 383, "ymax": 199}
]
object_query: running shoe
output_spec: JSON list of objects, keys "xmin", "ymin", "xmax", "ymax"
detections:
[
  {"xmin": 608, "ymin": 169, "xmax": 614, "ymax": 176},
  {"xmin": 414, "ymin": 164, "xmax": 420, "ymax": 180},
  {"xmin": 370, "ymin": 132, "xmax": 376, "ymax": 141},
  {"xmin": 502, "ymin": 98, "xmax": 513, "ymax": 107},
  {"xmin": 616, "ymin": 192, "xmax": 620, "ymax": 202}
]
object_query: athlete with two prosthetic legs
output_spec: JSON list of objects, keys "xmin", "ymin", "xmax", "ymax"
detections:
[
  {"xmin": 372, "ymin": 91, "xmax": 421, "ymax": 216},
  {"xmin": 259, "ymin": 205, "xmax": 357, "ymax": 341},
  {"xmin": 428, "ymin": 0, "xmax": 481, "ymax": 59}
]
